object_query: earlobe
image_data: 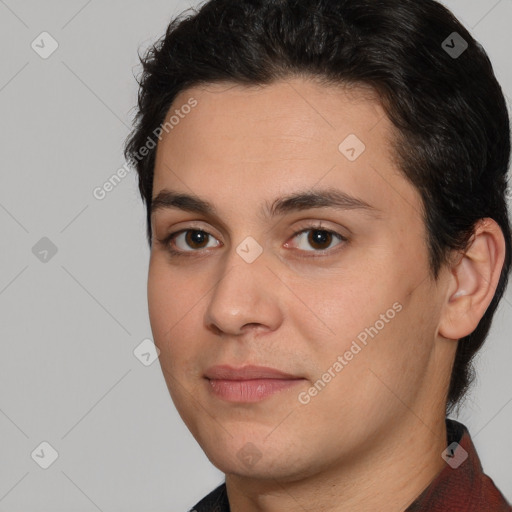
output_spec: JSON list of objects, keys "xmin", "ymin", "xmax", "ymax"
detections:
[{"xmin": 439, "ymin": 219, "xmax": 506, "ymax": 341}]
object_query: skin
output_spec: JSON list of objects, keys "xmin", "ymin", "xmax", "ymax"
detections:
[{"xmin": 148, "ymin": 77, "xmax": 505, "ymax": 512}]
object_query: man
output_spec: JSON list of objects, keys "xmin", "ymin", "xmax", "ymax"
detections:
[{"xmin": 124, "ymin": 0, "xmax": 512, "ymax": 510}]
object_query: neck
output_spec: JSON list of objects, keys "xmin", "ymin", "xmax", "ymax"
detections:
[{"xmin": 225, "ymin": 414, "xmax": 447, "ymax": 512}]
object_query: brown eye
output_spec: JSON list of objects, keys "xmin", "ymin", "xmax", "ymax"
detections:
[
  {"xmin": 307, "ymin": 230, "xmax": 334, "ymax": 250},
  {"xmin": 162, "ymin": 229, "xmax": 220, "ymax": 254},
  {"xmin": 184, "ymin": 230, "xmax": 210, "ymax": 249},
  {"xmin": 290, "ymin": 227, "xmax": 346, "ymax": 253}
]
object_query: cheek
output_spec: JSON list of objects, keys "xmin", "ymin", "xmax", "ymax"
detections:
[
  {"xmin": 294, "ymin": 260, "xmax": 423, "ymax": 389},
  {"xmin": 148, "ymin": 258, "xmax": 189, "ymax": 361},
  {"xmin": 147, "ymin": 257, "xmax": 210, "ymax": 375},
  {"xmin": 147, "ymin": 261, "xmax": 172, "ymax": 343},
  {"xmin": 148, "ymin": 256, "xmax": 197, "ymax": 330},
  {"xmin": 290, "ymin": 269, "xmax": 388, "ymax": 351}
]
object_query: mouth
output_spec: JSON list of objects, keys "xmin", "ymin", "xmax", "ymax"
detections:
[{"xmin": 204, "ymin": 365, "xmax": 306, "ymax": 403}]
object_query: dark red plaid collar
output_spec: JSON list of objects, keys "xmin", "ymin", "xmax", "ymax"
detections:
[
  {"xmin": 405, "ymin": 418, "xmax": 511, "ymax": 511},
  {"xmin": 191, "ymin": 419, "xmax": 511, "ymax": 512}
]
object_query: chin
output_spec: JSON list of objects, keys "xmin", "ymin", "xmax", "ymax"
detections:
[{"xmin": 198, "ymin": 432, "xmax": 317, "ymax": 482}]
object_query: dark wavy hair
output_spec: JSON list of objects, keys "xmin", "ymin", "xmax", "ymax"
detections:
[{"xmin": 124, "ymin": 0, "xmax": 511, "ymax": 415}]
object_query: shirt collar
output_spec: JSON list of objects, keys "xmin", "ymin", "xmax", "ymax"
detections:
[{"xmin": 405, "ymin": 418, "xmax": 511, "ymax": 511}]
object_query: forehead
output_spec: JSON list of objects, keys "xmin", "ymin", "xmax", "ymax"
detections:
[
  {"xmin": 159, "ymin": 78, "xmax": 386, "ymax": 152},
  {"xmin": 152, "ymin": 77, "xmax": 420, "ymax": 222}
]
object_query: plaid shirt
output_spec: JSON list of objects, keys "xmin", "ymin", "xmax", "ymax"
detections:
[{"xmin": 190, "ymin": 419, "xmax": 511, "ymax": 512}]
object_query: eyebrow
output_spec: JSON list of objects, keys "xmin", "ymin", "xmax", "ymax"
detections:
[{"xmin": 150, "ymin": 187, "xmax": 380, "ymax": 220}]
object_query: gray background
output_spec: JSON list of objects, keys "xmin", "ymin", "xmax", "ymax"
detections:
[{"xmin": 0, "ymin": 0, "xmax": 510, "ymax": 510}]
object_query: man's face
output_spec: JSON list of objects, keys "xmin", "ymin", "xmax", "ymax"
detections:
[{"xmin": 148, "ymin": 78, "xmax": 451, "ymax": 480}]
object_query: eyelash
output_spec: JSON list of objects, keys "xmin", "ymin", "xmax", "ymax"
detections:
[{"xmin": 157, "ymin": 224, "xmax": 348, "ymax": 258}]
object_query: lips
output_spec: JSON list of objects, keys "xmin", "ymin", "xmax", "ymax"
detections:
[
  {"xmin": 204, "ymin": 365, "xmax": 305, "ymax": 403},
  {"xmin": 204, "ymin": 364, "xmax": 300, "ymax": 380}
]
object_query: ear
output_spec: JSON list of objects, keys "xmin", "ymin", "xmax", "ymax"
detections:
[{"xmin": 439, "ymin": 218, "xmax": 506, "ymax": 340}]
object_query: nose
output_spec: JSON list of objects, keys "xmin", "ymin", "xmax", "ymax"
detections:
[{"xmin": 204, "ymin": 250, "xmax": 283, "ymax": 337}]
